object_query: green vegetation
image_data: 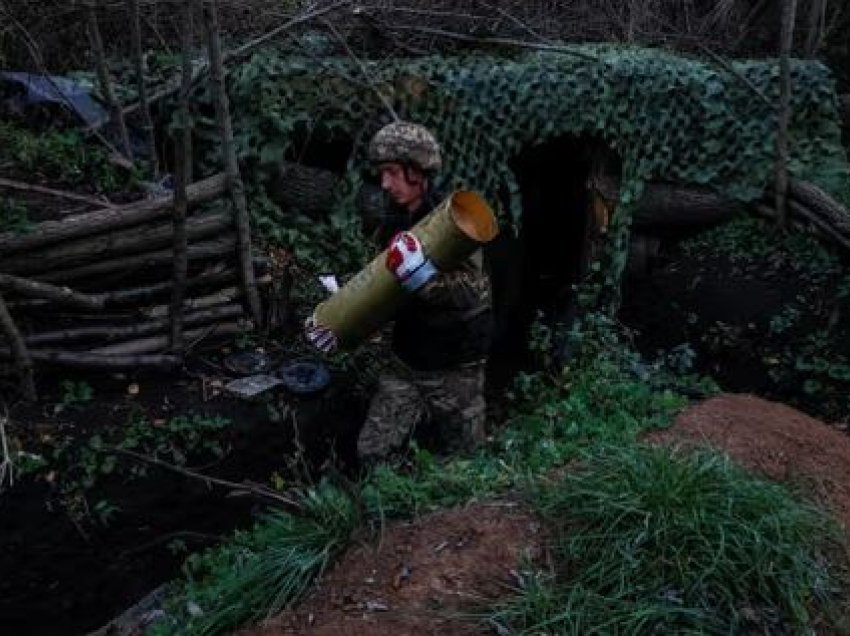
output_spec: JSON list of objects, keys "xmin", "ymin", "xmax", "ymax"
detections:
[
  {"xmin": 18, "ymin": 411, "xmax": 232, "ymax": 526},
  {"xmin": 0, "ymin": 198, "xmax": 33, "ymax": 234},
  {"xmin": 0, "ymin": 120, "xmax": 136, "ymax": 192},
  {"xmin": 198, "ymin": 46, "xmax": 848, "ymax": 229},
  {"xmin": 679, "ymin": 216, "xmax": 850, "ymax": 420},
  {"xmin": 149, "ymin": 481, "xmax": 360, "ymax": 636},
  {"xmin": 491, "ymin": 445, "xmax": 843, "ymax": 634},
  {"xmin": 151, "ymin": 320, "xmax": 848, "ymax": 633},
  {"xmin": 56, "ymin": 379, "xmax": 94, "ymax": 412}
]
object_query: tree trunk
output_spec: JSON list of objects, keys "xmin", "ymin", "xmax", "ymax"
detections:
[
  {"xmin": 24, "ymin": 304, "xmax": 243, "ymax": 346},
  {"xmin": 85, "ymin": 0, "xmax": 132, "ymax": 161},
  {"xmin": 172, "ymin": 0, "xmax": 195, "ymax": 353},
  {"xmin": 590, "ymin": 175, "xmax": 746, "ymax": 228},
  {"xmin": 0, "ymin": 291, "xmax": 36, "ymax": 401},
  {"xmin": 0, "ymin": 212, "xmax": 233, "ymax": 276},
  {"xmin": 775, "ymin": 0, "xmax": 798, "ymax": 228},
  {"xmin": 15, "ymin": 351, "xmax": 180, "ymax": 370},
  {"xmin": 143, "ymin": 287, "xmax": 241, "ymax": 319},
  {"xmin": 203, "ymin": 0, "xmax": 263, "ymax": 327},
  {"xmin": 38, "ymin": 236, "xmax": 236, "ymax": 284},
  {"xmin": 127, "ymin": 0, "xmax": 158, "ymax": 176},
  {"xmin": 0, "ymin": 173, "xmax": 227, "ymax": 255},
  {"xmin": 0, "ymin": 274, "xmax": 105, "ymax": 310}
]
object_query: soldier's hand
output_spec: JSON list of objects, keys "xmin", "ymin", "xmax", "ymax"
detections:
[
  {"xmin": 304, "ymin": 316, "xmax": 338, "ymax": 354},
  {"xmin": 386, "ymin": 231, "xmax": 437, "ymax": 293}
]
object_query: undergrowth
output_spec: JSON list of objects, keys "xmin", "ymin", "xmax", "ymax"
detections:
[
  {"xmin": 150, "ymin": 318, "xmax": 847, "ymax": 634},
  {"xmin": 0, "ymin": 120, "xmax": 137, "ymax": 192},
  {"xmin": 678, "ymin": 215, "xmax": 850, "ymax": 421}
]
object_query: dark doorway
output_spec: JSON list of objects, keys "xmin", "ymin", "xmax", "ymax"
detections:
[{"xmin": 486, "ymin": 136, "xmax": 605, "ymax": 391}]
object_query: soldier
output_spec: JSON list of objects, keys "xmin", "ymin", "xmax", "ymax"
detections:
[{"xmin": 307, "ymin": 121, "xmax": 493, "ymax": 464}]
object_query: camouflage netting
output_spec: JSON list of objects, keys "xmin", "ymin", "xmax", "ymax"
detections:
[
  {"xmin": 187, "ymin": 45, "xmax": 849, "ymax": 312},
  {"xmin": 194, "ymin": 44, "xmax": 849, "ymax": 224}
]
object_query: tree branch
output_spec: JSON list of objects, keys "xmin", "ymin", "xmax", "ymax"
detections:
[
  {"xmin": 0, "ymin": 178, "xmax": 116, "ymax": 209},
  {"xmin": 203, "ymin": 0, "xmax": 262, "ymax": 327},
  {"xmin": 106, "ymin": 445, "xmax": 302, "ymax": 509},
  {"xmin": 0, "ymin": 292, "xmax": 36, "ymax": 401}
]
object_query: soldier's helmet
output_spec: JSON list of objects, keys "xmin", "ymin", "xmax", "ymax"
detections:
[{"xmin": 368, "ymin": 121, "xmax": 442, "ymax": 173}]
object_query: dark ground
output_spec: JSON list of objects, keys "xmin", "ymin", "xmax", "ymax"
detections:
[
  {"xmin": 620, "ymin": 222, "xmax": 850, "ymax": 425},
  {"xmin": 0, "ymin": 348, "xmax": 367, "ymax": 636}
]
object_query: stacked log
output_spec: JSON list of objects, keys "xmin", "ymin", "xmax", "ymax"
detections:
[
  {"xmin": 591, "ymin": 174, "xmax": 850, "ymax": 252},
  {"xmin": 0, "ymin": 172, "xmax": 254, "ymax": 371}
]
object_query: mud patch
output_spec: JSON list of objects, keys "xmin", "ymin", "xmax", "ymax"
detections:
[{"xmin": 236, "ymin": 501, "xmax": 542, "ymax": 636}]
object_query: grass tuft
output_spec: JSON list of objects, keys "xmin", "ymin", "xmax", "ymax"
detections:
[
  {"xmin": 150, "ymin": 481, "xmax": 359, "ymax": 636},
  {"xmin": 493, "ymin": 444, "xmax": 845, "ymax": 634}
]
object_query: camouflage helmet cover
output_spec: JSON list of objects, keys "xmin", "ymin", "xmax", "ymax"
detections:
[{"xmin": 368, "ymin": 121, "xmax": 442, "ymax": 172}]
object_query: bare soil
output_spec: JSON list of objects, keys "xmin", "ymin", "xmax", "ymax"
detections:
[
  {"xmin": 646, "ymin": 393, "xmax": 850, "ymax": 533},
  {"xmin": 237, "ymin": 392, "xmax": 850, "ymax": 636},
  {"xmin": 236, "ymin": 501, "xmax": 543, "ymax": 636},
  {"xmin": 0, "ymin": 358, "xmax": 367, "ymax": 636}
]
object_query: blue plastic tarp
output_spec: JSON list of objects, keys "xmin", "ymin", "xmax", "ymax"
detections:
[{"xmin": 0, "ymin": 71, "xmax": 110, "ymax": 127}]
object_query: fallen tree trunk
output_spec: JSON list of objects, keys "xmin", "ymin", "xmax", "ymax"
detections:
[
  {"xmin": 788, "ymin": 179, "xmax": 850, "ymax": 236},
  {"xmin": 0, "ymin": 211, "xmax": 233, "ymax": 276},
  {"xmin": 38, "ymin": 236, "xmax": 237, "ymax": 284},
  {"xmin": 24, "ymin": 304, "xmax": 243, "ymax": 346},
  {"xmin": 0, "ymin": 274, "xmax": 105, "ymax": 311},
  {"xmin": 594, "ymin": 175, "xmax": 850, "ymax": 247},
  {"xmin": 0, "ymin": 173, "xmax": 227, "ymax": 255},
  {"xmin": 591, "ymin": 175, "xmax": 747, "ymax": 228}
]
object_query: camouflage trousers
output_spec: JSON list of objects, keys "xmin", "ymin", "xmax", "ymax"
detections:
[{"xmin": 356, "ymin": 361, "xmax": 487, "ymax": 463}]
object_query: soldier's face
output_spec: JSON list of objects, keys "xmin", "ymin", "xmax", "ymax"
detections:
[{"xmin": 378, "ymin": 162, "xmax": 426, "ymax": 212}]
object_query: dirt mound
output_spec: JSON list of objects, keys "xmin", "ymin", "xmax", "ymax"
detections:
[
  {"xmin": 236, "ymin": 501, "xmax": 542, "ymax": 636},
  {"xmin": 237, "ymin": 394, "xmax": 850, "ymax": 635},
  {"xmin": 645, "ymin": 393, "xmax": 850, "ymax": 532}
]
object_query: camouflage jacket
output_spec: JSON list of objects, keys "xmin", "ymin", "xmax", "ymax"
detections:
[{"xmin": 385, "ymin": 187, "xmax": 493, "ymax": 371}]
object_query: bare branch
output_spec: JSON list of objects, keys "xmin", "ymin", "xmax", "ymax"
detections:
[
  {"xmin": 203, "ymin": 0, "xmax": 262, "ymax": 327},
  {"xmin": 379, "ymin": 24, "xmax": 600, "ymax": 61},
  {"xmin": 0, "ymin": 178, "xmax": 116, "ymax": 209},
  {"xmin": 128, "ymin": 0, "xmax": 159, "ymax": 176},
  {"xmin": 0, "ymin": 407, "xmax": 16, "ymax": 491},
  {"xmin": 85, "ymin": 0, "xmax": 133, "ymax": 161},
  {"xmin": 775, "ymin": 0, "xmax": 799, "ymax": 228},
  {"xmin": 107, "ymin": 445, "xmax": 303, "ymax": 509},
  {"xmin": 0, "ymin": 292, "xmax": 36, "ymax": 401},
  {"xmin": 321, "ymin": 17, "xmax": 398, "ymax": 122},
  {"xmin": 171, "ymin": 0, "xmax": 195, "ymax": 353}
]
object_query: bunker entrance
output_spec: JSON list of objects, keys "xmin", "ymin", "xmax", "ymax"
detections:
[{"xmin": 487, "ymin": 136, "xmax": 617, "ymax": 390}]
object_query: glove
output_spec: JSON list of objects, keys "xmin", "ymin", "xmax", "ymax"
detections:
[
  {"xmin": 385, "ymin": 231, "xmax": 438, "ymax": 292},
  {"xmin": 304, "ymin": 316, "xmax": 338, "ymax": 354}
]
